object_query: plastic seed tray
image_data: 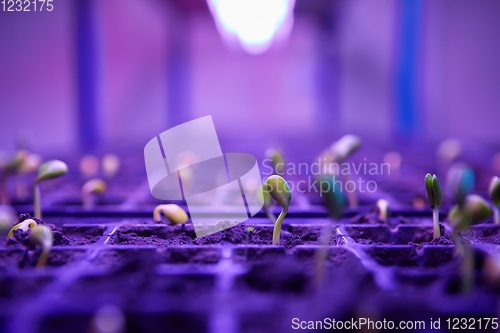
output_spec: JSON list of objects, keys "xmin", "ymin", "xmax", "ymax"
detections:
[{"xmin": 1, "ymin": 157, "xmax": 500, "ymax": 333}]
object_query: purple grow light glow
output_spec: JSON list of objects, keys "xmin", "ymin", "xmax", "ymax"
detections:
[{"xmin": 207, "ymin": 0, "xmax": 295, "ymax": 54}]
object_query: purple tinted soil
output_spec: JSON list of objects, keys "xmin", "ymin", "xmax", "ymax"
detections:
[
  {"xmin": 346, "ymin": 224, "xmax": 455, "ymax": 245},
  {"xmin": 464, "ymin": 225, "xmax": 500, "ymax": 244}
]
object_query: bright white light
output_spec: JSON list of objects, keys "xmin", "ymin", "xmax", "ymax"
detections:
[{"xmin": 207, "ymin": 0, "xmax": 295, "ymax": 54}]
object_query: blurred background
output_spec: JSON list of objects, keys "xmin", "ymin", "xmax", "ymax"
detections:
[{"xmin": 0, "ymin": 0, "xmax": 499, "ymax": 158}]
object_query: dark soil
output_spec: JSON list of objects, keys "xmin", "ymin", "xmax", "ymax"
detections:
[{"xmin": 111, "ymin": 223, "xmax": 303, "ymax": 247}]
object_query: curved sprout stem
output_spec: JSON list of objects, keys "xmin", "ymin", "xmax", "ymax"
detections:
[
  {"xmin": 494, "ymin": 205, "xmax": 500, "ymax": 225},
  {"xmin": 272, "ymin": 206, "xmax": 288, "ymax": 245},
  {"xmin": 433, "ymin": 207, "xmax": 441, "ymax": 238},
  {"xmin": 36, "ymin": 247, "xmax": 50, "ymax": 268}
]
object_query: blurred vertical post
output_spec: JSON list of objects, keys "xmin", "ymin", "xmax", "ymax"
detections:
[
  {"xmin": 314, "ymin": 1, "xmax": 339, "ymax": 139},
  {"xmin": 396, "ymin": 0, "xmax": 422, "ymax": 140},
  {"xmin": 166, "ymin": 4, "xmax": 191, "ymax": 128},
  {"xmin": 75, "ymin": 0, "xmax": 102, "ymax": 152}
]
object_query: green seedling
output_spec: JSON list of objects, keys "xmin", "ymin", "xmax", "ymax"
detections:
[
  {"xmin": 330, "ymin": 134, "xmax": 361, "ymax": 207},
  {"xmin": 425, "ymin": 174, "xmax": 443, "ymax": 238},
  {"xmin": 34, "ymin": 160, "xmax": 68, "ymax": 219},
  {"xmin": 7, "ymin": 218, "xmax": 37, "ymax": 239},
  {"xmin": 489, "ymin": 176, "xmax": 500, "ymax": 224},
  {"xmin": 153, "ymin": 204, "xmax": 188, "ymax": 225},
  {"xmin": 82, "ymin": 179, "xmax": 107, "ymax": 210},
  {"xmin": 102, "ymin": 154, "xmax": 120, "ymax": 178},
  {"xmin": 447, "ymin": 163, "xmax": 475, "ymax": 209},
  {"xmin": 449, "ymin": 195, "xmax": 492, "ymax": 228},
  {"xmin": 265, "ymin": 175, "xmax": 291, "ymax": 245},
  {"xmin": 315, "ymin": 175, "xmax": 347, "ymax": 285},
  {"xmin": 448, "ymin": 193, "xmax": 490, "ymax": 294},
  {"xmin": 0, "ymin": 150, "xmax": 27, "ymax": 204},
  {"xmin": 265, "ymin": 148, "xmax": 285, "ymax": 175},
  {"xmin": 29, "ymin": 225, "xmax": 53, "ymax": 268},
  {"xmin": 376, "ymin": 199, "xmax": 390, "ymax": 224},
  {"xmin": 261, "ymin": 181, "xmax": 276, "ymax": 224}
]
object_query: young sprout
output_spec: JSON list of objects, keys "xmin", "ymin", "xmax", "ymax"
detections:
[
  {"xmin": 102, "ymin": 154, "xmax": 120, "ymax": 178},
  {"xmin": 265, "ymin": 175, "xmax": 291, "ymax": 245},
  {"xmin": 489, "ymin": 176, "xmax": 500, "ymax": 224},
  {"xmin": 153, "ymin": 204, "xmax": 188, "ymax": 225},
  {"xmin": 0, "ymin": 150, "xmax": 27, "ymax": 204},
  {"xmin": 330, "ymin": 134, "xmax": 361, "ymax": 207},
  {"xmin": 447, "ymin": 163, "xmax": 475, "ymax": 209},
  {"xmin": 29, "ymin": 225, "xmax": 53, "ymax": 268},
  {"xmin": 376, "ymin": 199, "xmax": 390, "ymax": 224},
  {"xmin": 7, "ymin": 218, "xmax": 37, "ymax": 238},
  {"xmin": 265, "ymin": 148, "xmax": 285, "ymax": 175},
  {"xmin": 80, "ymin": 155, "xmax": 99, "ymax": 178},
  {"xmin": 34, "ymin": 160, "xmax": 68, "ymax": 219},
  {"xmin": 425, "ymin": 174, "xmax": 443, "ymax": 238},
  {"xmin": 82, "ymin": 179, "xmax": 107, "ymax": 210},
  {"xmin": 449, "ymin": 195, "xmax": 492, "ymax": 227},
  {"xmin": 448, "ymin": 195, "xmax": 490, "ymax": 294}
]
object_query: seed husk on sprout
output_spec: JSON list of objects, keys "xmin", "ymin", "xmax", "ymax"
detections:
[
  {"xmin": 34, "ymin": 160, "xmax": 68, "ymax": 219},
  {"xmin": 425, "ymin": 173, "xmax": 443, "ymax": 238},
  {"xmin": 153, "ymin": 204, "xmax": 188, "ymax": 225},
  {"xmin": 265, "ymin": 175, "xmax": 291, "ymax": 245}
]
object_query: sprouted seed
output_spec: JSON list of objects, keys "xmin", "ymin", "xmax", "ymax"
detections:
[
  {"xmin": 82, "ymin": 179, "xmax": 107, "ymax": 209},
  {"xmin": 7, "ymin": 218, "xmax": 37, "ymax": 238},
  {"xmin": 425, "ymin": 174, "xmax": 443, "ymax": 238},
  {"xmin": 330, "ymin": 134, "xmax": 361, "ymax": 207},
  {"xmin": 34, "ymin": 160, "xmax": 68, "ymax": 219},
  {"xmin": 265, "ymin": 175, "xmax": 291, "ymax": 245},
  {"xmin": 29, "ymin": 225, "xmax": 53, "ymax": 268},
  {"xmin": 153, "ymin": 204, "xmax": 188, "ymax": 225}
]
